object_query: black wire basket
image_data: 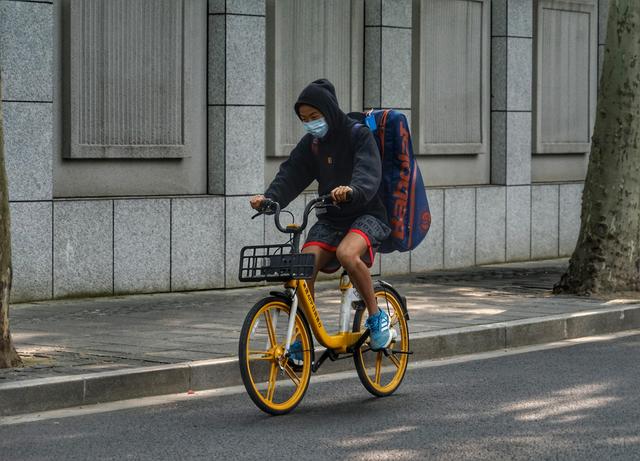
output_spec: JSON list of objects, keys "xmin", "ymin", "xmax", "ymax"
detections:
[{"xmin": 238, "ymin": 244, "xmax": 316, "ymax": 282}]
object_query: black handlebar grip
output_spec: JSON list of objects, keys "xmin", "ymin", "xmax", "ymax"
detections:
[{"xmin": 260, "ymin": 199, "xmax": 276, "ymax": 213}]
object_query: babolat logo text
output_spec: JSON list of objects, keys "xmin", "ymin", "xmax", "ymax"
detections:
[{"xmin": 391, "ymin": 120, "xmax": 411, "ymax": 240}]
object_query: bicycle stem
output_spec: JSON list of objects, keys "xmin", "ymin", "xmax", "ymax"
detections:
[{"xmin": 264, "ymin": 195, "xmax": 330, "ymax": 234}]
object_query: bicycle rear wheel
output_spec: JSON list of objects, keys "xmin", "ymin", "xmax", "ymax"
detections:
[
  {"xmin": 238, "ymin": 297, "xmax": 313, "ymax": 415},
  {"xmin": 353, "ymin": 284, "xmax": 409, "ymax": 397}
]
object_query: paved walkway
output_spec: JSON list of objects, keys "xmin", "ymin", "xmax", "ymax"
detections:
[{"xmin": 2, "ymin": 258, "xmax": 635, "ymax": 383}]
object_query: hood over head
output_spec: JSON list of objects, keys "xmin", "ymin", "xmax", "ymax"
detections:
[{"xmin": 294, "ymin": 79, "xmax": 348, "ymax": 138}]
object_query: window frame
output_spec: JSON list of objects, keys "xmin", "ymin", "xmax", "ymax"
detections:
[
  {"xmin": 265, "ymin": 0, "xmax": 364, "ymax": 158},
  {"xmin": 411, "ymin": 0, "xmax": 491, "ymax": 156},
  {"xmin": 533, "ymin": 0, "xmax": 597, "ymax": 155}
]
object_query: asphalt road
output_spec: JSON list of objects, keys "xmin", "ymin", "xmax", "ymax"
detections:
[{"xmin": 2, "ymin": 333, "xmax": 640, "ymax": 460}]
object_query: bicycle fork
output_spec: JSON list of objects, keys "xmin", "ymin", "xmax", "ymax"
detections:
[
  {"xmin": 262, "ymin": 288, "xmax": 299, "ymax": 373},
  {"xmin": 264, "ymin": 291, "xmax": 299, "ymax": 365},
  {"xmin": 283, "ymin": 287, "xmax": 298, "ymax": 354}
]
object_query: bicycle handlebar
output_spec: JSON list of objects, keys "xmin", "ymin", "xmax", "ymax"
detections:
[{"xmin": 254, "ymin": 191, "xmax": 352, "ymax": 234}]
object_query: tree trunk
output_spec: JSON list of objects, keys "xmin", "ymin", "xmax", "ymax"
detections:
[
  {"xmin": 555, "ymin": 0, "xmax": 640, "ymax": 295},
  {"xmin": 0, "ymin": 75, "xmax": 21, "ymax": 368}
]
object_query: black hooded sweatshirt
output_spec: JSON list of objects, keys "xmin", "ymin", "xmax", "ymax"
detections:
[{"xmin": 264, "ymin": 79, "xmax": 387, "ymax": 228}]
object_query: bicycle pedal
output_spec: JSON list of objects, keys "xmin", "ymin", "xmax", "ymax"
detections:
[
  {"xmin": 287, "ymin": 358, "xmax": 304, "ymax": 372},
  {"xmin": 391, "ymin": 350, "xmax": 413, "ymax": 355}
]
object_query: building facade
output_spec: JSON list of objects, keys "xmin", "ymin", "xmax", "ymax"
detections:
[{"xmin": 0, "ymin": 0, "xmax": 608, "ymax": 302}]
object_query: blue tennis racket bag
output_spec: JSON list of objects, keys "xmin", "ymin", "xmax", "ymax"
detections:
[{"xmin": 349, "ymin": 109, "xmax": 431, "ymax": 253}]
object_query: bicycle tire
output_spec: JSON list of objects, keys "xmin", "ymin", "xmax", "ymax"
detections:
[
  {"xmin": 238, "ymin": 297, "xmax": 313, "ymax": 415},
  {"xmin": 352, "ymin": 284, "xmax": 410, "ymax": 397}
]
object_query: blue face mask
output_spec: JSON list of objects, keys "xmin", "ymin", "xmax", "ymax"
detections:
[{"xmin": 302, "ymin": 117, "xmax": 329, "ymax": 138}]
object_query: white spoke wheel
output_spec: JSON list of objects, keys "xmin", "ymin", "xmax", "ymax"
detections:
[
  {"xmin": 238, "ymin": 297, "xmax": 313, "ymax": 415},
  {"xmin": 352, "ymin": 286, "xmax": 409, "ymax": 397}
]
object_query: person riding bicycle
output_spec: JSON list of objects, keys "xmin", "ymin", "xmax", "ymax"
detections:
[{"xmin": 250, "ymin": 78, "xmax": 393, "ymax": 353}]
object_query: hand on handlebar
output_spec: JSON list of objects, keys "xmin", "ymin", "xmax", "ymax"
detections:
[
  {"xmin": 249, "ymin": 195, "xmax": 278, "ymax": 220},
  {"xmin": 330, "ymin": 186, "xmax": 353, "ymax": 204},
  {"xmin": 250, "ymin": 195, "xmax": 266, "ymax": 211}
]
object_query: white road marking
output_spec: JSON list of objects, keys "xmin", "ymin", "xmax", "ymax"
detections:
[{"xmin": 2, "ymin": 329, "xmax": 638, "ymax": 426}]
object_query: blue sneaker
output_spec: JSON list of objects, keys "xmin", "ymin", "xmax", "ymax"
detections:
[
  {"xmin": 288, "ymin": 339, "xmax": 303, "ymax": 367},
  {"xmin": 366, "ymin": 309, "xmax": 393, "ymax": 350}
]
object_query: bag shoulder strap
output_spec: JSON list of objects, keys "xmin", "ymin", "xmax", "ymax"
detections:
[{"xmin": 349, "ymin": 109, "xmax": 390, "ymax": 158}]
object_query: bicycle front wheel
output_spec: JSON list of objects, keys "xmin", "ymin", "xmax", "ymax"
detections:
[
  {"xmin": 353, "ymin": 285, "xmax": 409, "ymax": 397},
  {"xmin": 238, "ymin": 297, "xmax": 313, "ymax": 415}
]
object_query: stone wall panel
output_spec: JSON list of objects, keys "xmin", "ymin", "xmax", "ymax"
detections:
[
  {"xmin": 53, "ymin": 201, "xmax": 113, "ymax": 298},
  {"xmin": 114, "ymin": 200, "xmax": 170, "ymax": 294},
  {"xmin": 172, "ymin": 197, "xmax": 225, "ymax": 291},
  {"xmin": 10, "ymin": 202, "xmax": 52, "ymax": 302}
]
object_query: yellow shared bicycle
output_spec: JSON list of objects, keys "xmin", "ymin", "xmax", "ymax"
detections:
[{"xmin": 238, "ymin": 194, "xmax": 411, "ymax": 415}]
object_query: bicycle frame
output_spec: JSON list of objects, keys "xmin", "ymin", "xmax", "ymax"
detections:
[
  {"xmin": 253, "ymin": 194, "xmax": 367, "ymax": 354},
  {"xmin": 283, "ymin": 278, "xmax": 363, "ymax": 354}
]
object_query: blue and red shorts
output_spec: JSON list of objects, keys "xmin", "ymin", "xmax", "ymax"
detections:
[{"xmin": 302, "ymin": 215, "xmax": 391, "ymax": 273}]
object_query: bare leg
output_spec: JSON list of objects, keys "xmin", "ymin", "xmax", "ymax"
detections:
[
  {"xmin": 301, "ymin": 245, "xmax": 335, "ymax": 299},
  {"xmin": 335, "ymin": 233, "xmax": 379, "ymax": 316}
]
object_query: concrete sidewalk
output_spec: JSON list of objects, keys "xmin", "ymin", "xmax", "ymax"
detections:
[{"xmin": 2, "ymin": 258, "xmax": 640, "ymax": 416}]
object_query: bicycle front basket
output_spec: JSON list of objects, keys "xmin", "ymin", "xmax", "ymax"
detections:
[{"xmin": 238, "ymin": 244, "xmax": 315, "ymax": 282}]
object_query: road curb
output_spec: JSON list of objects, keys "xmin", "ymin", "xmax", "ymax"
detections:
[{"xmin": 2, "ymin": 304, "xmax": 639, "ymax": 417}]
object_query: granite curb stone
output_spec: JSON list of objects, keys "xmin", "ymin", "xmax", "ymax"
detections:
[{"xmin": 2, "ymin": 305, "xmax": 639, "ymax": 417}]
